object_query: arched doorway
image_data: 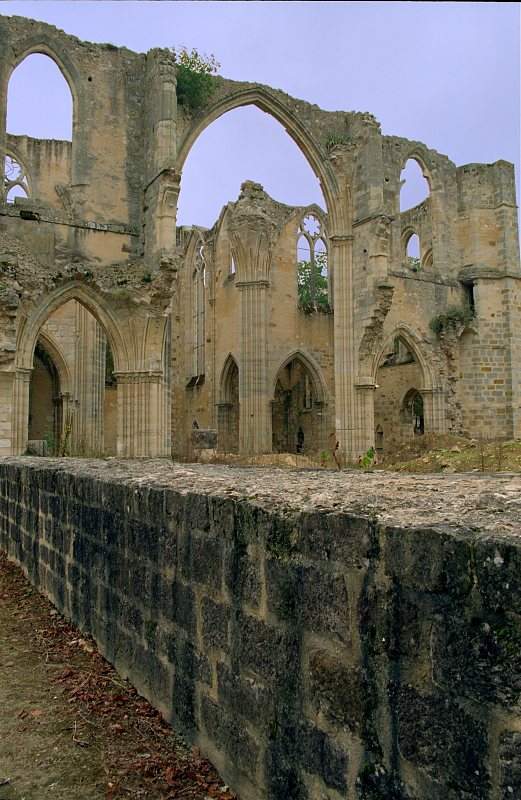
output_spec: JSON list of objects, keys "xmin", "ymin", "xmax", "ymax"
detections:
[
  {"xmin": 28, "ymin": 342, "xmax": 61, "ymax": 454},
  {"xmin": 272, "ymin": 355, "xmax": 325, "ymax": 454},
  {"xmin": 14, "ymin": 283, "xmax": 127, "ymax": 457},
  {"xmin": 217, "ymin": 356, "xmax": 239, "ymax": 453},
  {"xmin": 34, "ymin": 299, "xmax": 116, "ymax": 456}
]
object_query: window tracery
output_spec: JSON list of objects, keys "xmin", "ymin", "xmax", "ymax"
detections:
[
  {"xmin": 4, "ymin": 155, "xmax": 29, "ymax": 203},
  {"xmin": 296, "ymin": 213, "xmax": 329, "ymax": 312}
]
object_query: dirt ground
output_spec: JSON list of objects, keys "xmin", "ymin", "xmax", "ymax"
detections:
[{"xmin": 0, "ymin": 552, "xmax": 236, "ymax": 800}]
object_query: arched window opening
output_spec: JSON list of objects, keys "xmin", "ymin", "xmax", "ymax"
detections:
[
  {"xmin": 7, "ymin": 54, "xmax": 73, "ymax": 140},
  {"xmin": 230, "ymin": 254, "xmax": 237, "ymax": 276},
  {"xmin": 190, "ymin": 240, "xmax": 206, "ymax": 381},
  {"xmin": 400, "ymin": 158, "xmax": 430, "ymax": 212},
  {"xmin": 296, "ymin": 213, "xmax": 329, "ymax": 313},
  {"xmin": 405, "ymin": 233, "xmax": 421, "ymax": 271},
  {"xmin": 6, "ymin": 54, "xmax": 73, "ymax": 203},
  {"xmin": 272, "ymin": 357, "xmax": 324, "ymax": 454},
  {"xmin": 28, "ymin": 299, "xmax": 117, "ymax": 456},
  {"xmin": 402, "ymin": 389, "xmax": 424, "ymax": 435},
  {"xmin": 176, "ymin": 106, "xmax": 325, "ymax": 228}
]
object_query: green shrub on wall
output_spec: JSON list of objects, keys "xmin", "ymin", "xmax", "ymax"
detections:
[
  {"xmin": 171, "ymin": 47, "xmax": 220, "ymax": 111},
  {"xmin": 429, "ymin": 305, "xmax": 473, "ymax": 337}
]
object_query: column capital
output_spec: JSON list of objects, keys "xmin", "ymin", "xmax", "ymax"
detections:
[
  {"xmin": 235, "ymin": 279, "xmax": 270, "ymax": 289},
  {"xmin": 355, "ymin": 377, "xmax": 377, "ymax": 390},
  {"xmin": 329, "ymin": 234, "xmax": 354, "ymax": 243}
]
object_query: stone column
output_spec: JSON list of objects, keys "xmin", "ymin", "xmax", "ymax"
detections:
[
  {"xmin": 228, "ymin": 183, "xmax": 277, "ymax": 455},
  {"xmin": 237, "ymin": 280, "xmax": 271, "ymax": 454},
  {"xmin": 421, "ymin": 387, "xmax": 446, "ymax": 434},
  {"xmin": 354, "ymin": 378, "xmax": 377, "ymax": 455},
  {"xmin": 330, "ymin": 233, "xmax": 358, "ymax": 461},
  {"xmin": 11, "ymin": 369, "xmax": 31, "ymax": 455},
  {"xmin": 143, "ymin": 49, "xmax": 179, "ymax": 264}
]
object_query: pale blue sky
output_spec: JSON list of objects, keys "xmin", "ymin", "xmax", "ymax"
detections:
[{"xmin": 2, "ymin": 1, "xmax": 519, "ymax": 227}]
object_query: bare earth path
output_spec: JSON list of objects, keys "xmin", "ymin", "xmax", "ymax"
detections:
[{"xmin": 0, "ymin": 553, "xmax": 236, "ymax": 800}]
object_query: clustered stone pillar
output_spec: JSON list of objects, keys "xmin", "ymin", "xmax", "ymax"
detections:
[
  {"xmin": 115, "ymin": 371, "xmax": 170, "ymax": 457},
  {"xmin": 12, "ymin": 368, "xmax": 31, "ymax": 455},
  {"xmin": 228, "ymin": 183, "xmax": 276, "ymax": 455},
  {"xmin": 237, "ymin": 280, "xmax": 271, "ymax": 454},
  {"xmin": 330, "ymin": 233, "xmax": 359, "ymax": 461},
  {"xmin": 73, "ymin": 304, "xmax": 105, "ymax": 455},
  {"xmin": 143, "ymin": 49, "xmax": 179, "ymax": 263}
]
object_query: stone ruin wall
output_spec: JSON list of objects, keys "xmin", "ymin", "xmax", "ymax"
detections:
[
  {"xmin": 0, "ymin": 12, "xmax": 519, "ymax": 460},
  {"xmin": 1, "ymin": 458, "xmax": 521, "ymax": 800}
]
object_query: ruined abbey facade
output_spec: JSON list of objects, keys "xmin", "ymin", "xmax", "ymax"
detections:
[{"xmin": 0, "ymin": 15, "xmax": 519, "ymax": 462}]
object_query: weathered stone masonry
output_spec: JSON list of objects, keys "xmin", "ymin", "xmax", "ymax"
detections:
[
  {"xmin": 0, "ymin": 15, "xmax": 519, "ymax": 462},
  {"xmin": 1, "ymin": 458, "xmax": 520, "ymax": 800}
]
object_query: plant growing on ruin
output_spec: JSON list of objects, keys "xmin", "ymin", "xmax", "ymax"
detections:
[
  {"xmin": 297, "ymin": 251, "xmax": 330, "ymax": 313},
  {"xmin": 407, "ymin": 255, "xmax": 421, "ymax": 272},
  {"xmin": 171, "ymin": 46, "xmax": 220, "ymax": 111},
  {"xmin": 429, "ymin": 305, "xmax": 472, "ymax": 337},
  {"xmin": 359, "ymin": 446, "xmax": 375, "ymax": 469},
  {"xmin": 325, "ymin": 133, "xmax": 351, "ymax": 152}
]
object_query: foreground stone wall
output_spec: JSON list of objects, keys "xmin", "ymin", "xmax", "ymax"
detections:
[{"xmin": 1, "ymin": 458, "xmax": 520, "ymax": 800}]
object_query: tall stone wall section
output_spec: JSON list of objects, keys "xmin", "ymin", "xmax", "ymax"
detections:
[{"xmin": 1, "ymin": 459, "xmax": 520, "ymax": 800}]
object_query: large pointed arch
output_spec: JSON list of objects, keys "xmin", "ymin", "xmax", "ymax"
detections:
[
  {"xmin": 175, "ymin": 87, "xmax": 339, "ymax": 222},
  {"xmin": 16, "ymin": 282, "xmax": 129, "ymax": 374}
]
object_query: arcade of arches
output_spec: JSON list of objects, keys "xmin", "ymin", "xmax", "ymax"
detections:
[{"xmin": 0, "ymin": 16, "xmax": 519, "ymax": 462}]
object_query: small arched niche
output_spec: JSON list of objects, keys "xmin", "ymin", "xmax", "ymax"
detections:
[{"xmin": 217, "ymin": 356, "xmax": 239, "ymax": 453}]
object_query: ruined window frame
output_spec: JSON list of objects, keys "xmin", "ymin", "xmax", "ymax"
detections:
[
  {"xmin": 296, "ymin": 211, "xmax": 330, "ymax": 313},
  {"xmin": 190, "ymin": 239, "xmax": 206, "ymax": 381},
  {"xmin": 4, "ymin": 153, "xmax": 30, "ymax": 204}
]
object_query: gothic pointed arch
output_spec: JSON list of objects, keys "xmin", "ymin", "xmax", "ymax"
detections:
[
  {"xmin": 16, "ymin": 282, "xmax": 129, "ymax": 374},
  {"xmin": 219, "ymin": 353, "xmax": 239, "ymax": 403},
  {"xmin": 175, "ymin": 87, "xmax": 340, "ymax": 221},
  {"xmin": 217, "ymin": 353, "xmax": 239, "ymax": 453},
  {"xmin": 271, "ymin": 349, "xmax": 328, "ymax": 454}
]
